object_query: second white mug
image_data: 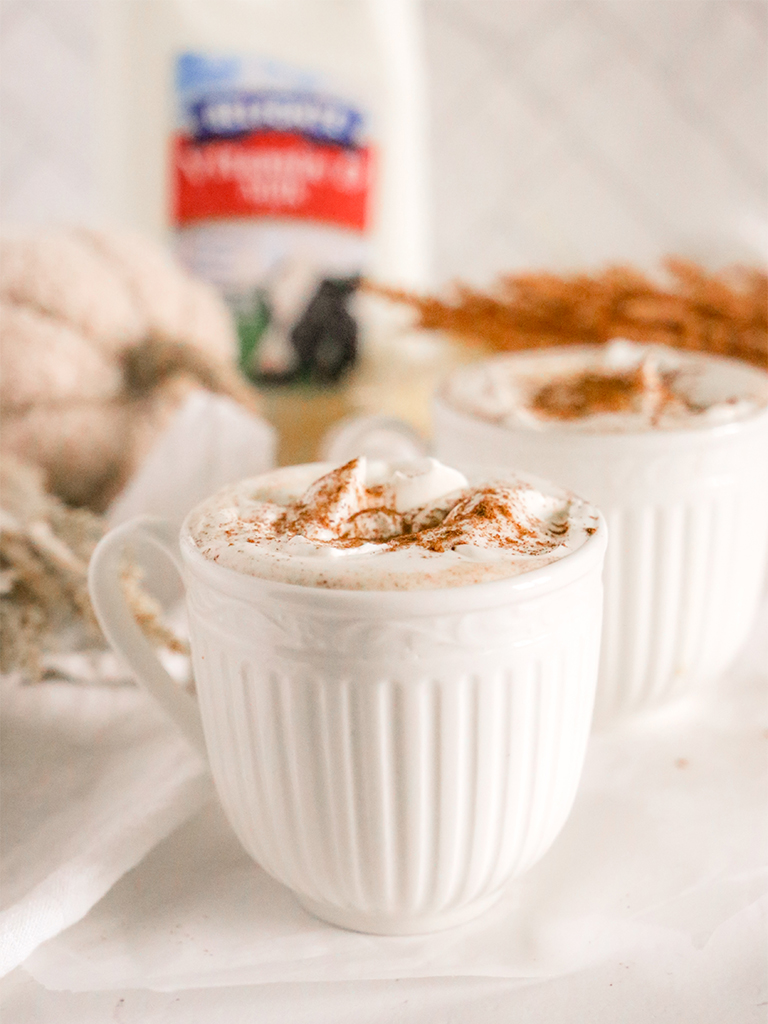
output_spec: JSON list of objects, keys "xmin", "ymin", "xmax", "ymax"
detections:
[{"xmin": 433, "ymin": 349, "xmax": 768, "ymax": 727}]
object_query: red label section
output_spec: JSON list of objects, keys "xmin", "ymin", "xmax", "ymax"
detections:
[{"xmin": 171, "ymin": 131, "xmax": 373, "ymax": 231}]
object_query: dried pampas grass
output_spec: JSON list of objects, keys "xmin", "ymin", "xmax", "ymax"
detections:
[{"xmin": 367, "ymin": 258, "xmax": 768, "ymax": 369}]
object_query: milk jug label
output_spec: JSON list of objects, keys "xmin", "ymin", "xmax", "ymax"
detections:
[{"xmin": 170, "ymin": 52, "xmax": 375, "ymax": 384}]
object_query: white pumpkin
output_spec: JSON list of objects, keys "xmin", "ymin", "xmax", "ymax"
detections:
[{"xmin": 0, "ymin": 227, "xmax": 248, "ymax": 510}]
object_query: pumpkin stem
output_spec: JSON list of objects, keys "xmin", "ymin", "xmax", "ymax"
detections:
[{"xmin": 120, "ymin": 335, "xmax": 261, "ymax": 413}]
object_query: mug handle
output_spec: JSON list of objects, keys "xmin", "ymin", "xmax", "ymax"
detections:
[
  {"xmin": 88, "ymin": 516, "xmax": 207, "ymax": 756},
  {"xmin": 320, "ymin": 414, "xmax": 429, "ymax": 463}
]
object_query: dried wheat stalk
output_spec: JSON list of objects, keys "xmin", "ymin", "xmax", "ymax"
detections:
[{"xmin": 0, "ymin": 456, "xmax": 187, "ymax": 681}]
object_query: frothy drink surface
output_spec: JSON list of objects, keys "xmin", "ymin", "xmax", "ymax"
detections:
[
  {"xmin": 442, "ymin": 341, "xmax": 768, "ymax": 433},
  {"xmin": 185, "ymin": 458, "xmax": 600, "ymax": 590}
]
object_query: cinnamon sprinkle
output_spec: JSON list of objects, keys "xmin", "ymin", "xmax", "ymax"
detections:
[
  {"xmin": 530, "ymin": 364, "xmax": 683, "ymax": 421},
  {"xmin": 385, "ymin": 488, "xmax": 550, "ymax": 555},
  {"xmin": 241, "ymin": 462, "xmax": 569, "ymax": 556}
]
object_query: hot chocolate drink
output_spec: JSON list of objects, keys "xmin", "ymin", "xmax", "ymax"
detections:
[
  {"xmin": 442, "ymin": 340, "xmax": 767, "ymax": 434},
  {"xmin": 186, "ymin": 457, "xmax": 599, "ymax": 590}
]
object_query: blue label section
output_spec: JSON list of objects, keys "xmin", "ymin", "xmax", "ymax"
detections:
[
  {"xmin": 188, "ymin": 90, "xmax": 364, "ymax": 147},
  {"xmin": 176, "ymin": 52, "xmax": 241, "ymax": 93}
]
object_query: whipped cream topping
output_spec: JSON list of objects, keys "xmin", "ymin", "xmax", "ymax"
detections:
[
  {"xmin": 185, "ymin": 458, "xmax": 600, "ymax": 590},
  {"xmin": 442, "ymin": 341, "xmax": 768, "ymax": 433}
]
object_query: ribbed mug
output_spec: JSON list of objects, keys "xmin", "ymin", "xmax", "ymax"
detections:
[
  {"xmin": 434, "ymin": 354, "xmax": 768, "ymax": 727},
  {"xmin": 89, "ymin": 482, "xmax": 606, "ymax": 934}
]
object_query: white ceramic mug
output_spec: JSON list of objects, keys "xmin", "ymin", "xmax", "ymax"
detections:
[
  {"xmin": 433, "ymin": 353, "xmax": 768, "ymax": 727},
  {"xmin": 88, "ymin": 477, "xmax": 607, "ymax": 934}
]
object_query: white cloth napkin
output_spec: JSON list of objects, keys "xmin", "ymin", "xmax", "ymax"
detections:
[
  {"xmin": 107, "ymin": 390, "xmax": 276, "ymax": 529},
  {"xmin": 1, "ymin": 388, "xmax": 276, "ymax": 977},
  {"xmin": 21, "ymin": 602, "xmax": 767, "ymax": 992},
  {"xmin": 0, "ymin": 675, "xmax": 211, "ymax": 977}
]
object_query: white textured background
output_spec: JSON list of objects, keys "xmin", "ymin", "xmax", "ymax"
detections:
[
  {"xmin": 424, "ymin": 0, "xmax": 768, "ymax": 280},
  {"xmin": 0, "ymin": 0, "xmax": 98, "ymax": 227},
  {"xmin": 1, "ymin": 0, "xmax": 767, "ymax": 284}
]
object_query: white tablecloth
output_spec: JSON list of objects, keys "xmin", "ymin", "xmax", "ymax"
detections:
[
  {"xmin": 1, "ymin": 896, "xmax": 765, "ymax": 1024},
  {"xmin": 2, "ymin": 599, "xmax": 766, "ymax": 1022}
]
